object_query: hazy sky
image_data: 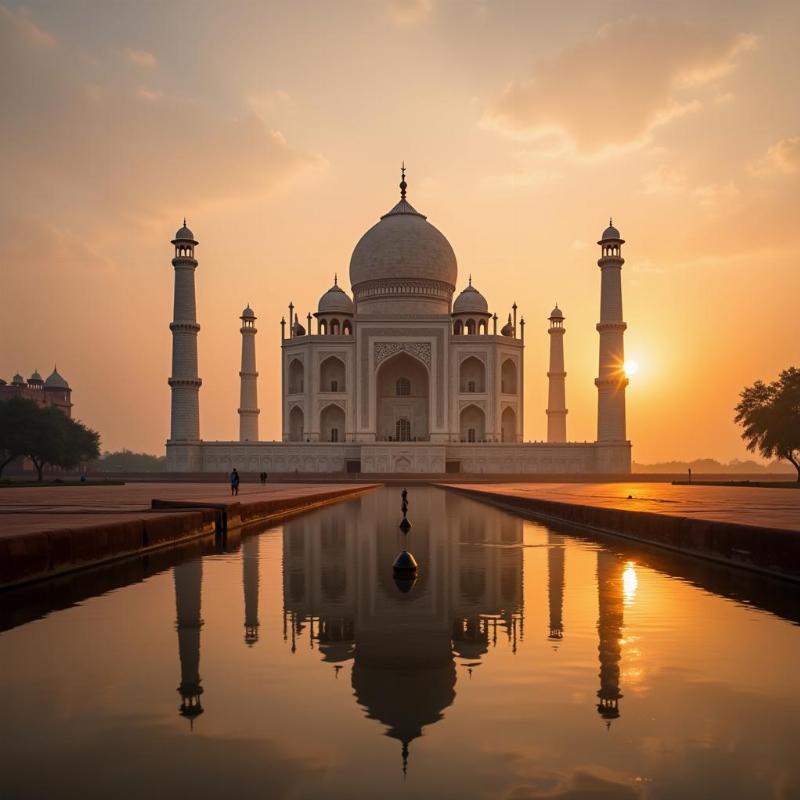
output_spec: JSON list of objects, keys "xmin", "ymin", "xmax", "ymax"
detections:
[{"xmin": 1, "ymin": 0, "xmax": 798, "ymax": 462}]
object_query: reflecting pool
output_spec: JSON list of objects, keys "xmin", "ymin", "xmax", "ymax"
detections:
[{"xmin": 2, "ymin": 487, "xmax": 800, "ymax": 799}]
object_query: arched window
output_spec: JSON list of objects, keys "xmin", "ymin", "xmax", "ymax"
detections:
[
  {"xmin": 342, "ymin": 320, "xmax": 352, "ymax": 335},
  {"xmin": 288, "ymin": 359, "xmax": 304, "ymax": 394},
  {"xmin": 396, "ymin": 418, "xmax": 411, "ymax": 441},
  {"xmin": 454, "ymin": 320, "xmax": 463, "ymax": 335},
  {"xmin": 330, "ymin": 319, "xmax": 340, "ymax": 335},
  {"xmin": 501, "ymin": 359, "xmax": 517, "ymax": 394},
  {"xmin": 396, "ymin": 377, "xmax": 411, "ymax": 396},
  {"xmin": 466, "ymin": 319, "xmax": 476, "ymax": 335}
]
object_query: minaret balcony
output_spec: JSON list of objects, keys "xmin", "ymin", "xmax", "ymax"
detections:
[
  {"xmin": 596, "ymin": 321, "xmax": 627, "ymax": 332},
  {"xmin": 170, "ymin": 321, "xmax": 201, "ymax": 333}
]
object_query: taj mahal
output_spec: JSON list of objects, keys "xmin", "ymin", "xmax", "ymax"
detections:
[{"xmin": 166, "ymin": 168, "xmax": 631, "ymax": 474}]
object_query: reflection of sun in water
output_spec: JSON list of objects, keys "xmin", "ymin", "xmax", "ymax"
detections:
[
  {"xmin": 623, "ymin": 359, "xmax": 639, "ymax": 378},
  {"xmin": 623, "ymin": 561, "xmax": 638, "ymax": 605}
]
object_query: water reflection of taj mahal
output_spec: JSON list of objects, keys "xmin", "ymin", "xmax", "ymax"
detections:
[{"xmin": 172, "ymin": 490, "xmax": 628, "ymax": 766}]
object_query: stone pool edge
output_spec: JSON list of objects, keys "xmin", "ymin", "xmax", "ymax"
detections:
[
  {"xmin": 440, "ymin": 484, "xmax": 800, "ymax": 582},
  {"xmin": 0, "ymin": 484, "xmax": 380, "ymax": 590}
]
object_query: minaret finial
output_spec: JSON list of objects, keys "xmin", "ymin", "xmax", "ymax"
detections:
[{"xmin": 400, "ymin": 162, "xmax": 407, "ymax": 200}]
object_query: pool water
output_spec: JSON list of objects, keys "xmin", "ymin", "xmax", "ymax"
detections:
[{"xmin": 1, "ymin": 487, "xmax": 799, "ymax": 799}]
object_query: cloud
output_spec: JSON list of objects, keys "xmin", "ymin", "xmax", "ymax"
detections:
[
  {"xmin": 125, "ymin": 47, "xmax": 157, "ymax": 68},
  {"xmin": 749, "ymin": 135, "xmax": 800, "ymax": 176},
  {"xmin": 506, "ymin": 770, "xmax": 640, "ymax": 799},
  {"xmin": 483, "ymin": 17, "xmax": 756, "ymax": 155},
  {"xmin": 388, "ymin": 0, "xmax": 433, "ymax": 26},
  {"xmin": 0, "ymin": 6, "xmax": 322, "ymax": 227},
  {"xmin": 641, "ymin": 165, "xmax": 688, "ymax": 197},
  {"xmin": 0, "ymin": 4, "xmax": 55, "ymax": 47}
]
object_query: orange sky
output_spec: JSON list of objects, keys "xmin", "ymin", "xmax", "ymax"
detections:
[{"xmin": 1, "ymin": 0, "xmax": 798, "ymax": 462}]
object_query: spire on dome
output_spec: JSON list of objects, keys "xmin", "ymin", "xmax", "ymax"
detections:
[
  {"xmin": 468, "ymin": 274, "xmax": 472, "ymax": 286},
  {"xmin": 400, "ymin": 162, "xmax": 407, "ymax": 201},
  {"xmin": 334, "ymin": 273, "xmax": 338, "ymax": 286}
]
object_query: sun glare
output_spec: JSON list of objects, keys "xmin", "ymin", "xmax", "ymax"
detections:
[{"xmin": 624, "ymin": 359, "xmax": 640, "ymax": 378}]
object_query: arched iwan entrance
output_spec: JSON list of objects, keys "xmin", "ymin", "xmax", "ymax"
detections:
[{"xmin": 375, "ymin": 352, "xmax": 429, "ymax": 441}]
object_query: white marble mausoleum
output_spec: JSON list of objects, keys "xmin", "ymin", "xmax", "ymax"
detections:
[{"xmin": 166, "ymin": 169, "xmax": 631, "ymax": 474}]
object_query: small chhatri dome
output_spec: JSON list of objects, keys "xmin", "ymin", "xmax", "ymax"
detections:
[
  {"xmin": 45, "ymin": 366, "xmax": 69, "ymax": 389},
  {"xmin": 600, "ymin": 217, "xmax": 622, "ymax": 242},
  {"xmin": 292, "ymin": 318, "xmax": 306, "ymax": 336},
  {"xmin": 12, "ymin": 372, "xmax": 25, "ymax": 385},
  {"xmin": 549, "ymin": 304, "xmax": 564, "ymax": 320},
  {"xmin": 317, "ymin": 276, "xmax": 354, "ymax": 315},
  {"xmin": 453, "ymin": 279, "xmax": 489, "ymax": 314},
  {"xmin": 173, "ymin": 218, "xmax": 197, "ymax": 243},
  {"xmin": 241, "ymin": 305, "xmax": 256, "ymax": 319},
  {"xmin": 501, "ymin": 314, "xmax": 514, "ymax": 336},
  {"xmin": 29, "ymin": 369, "xmax": 44, "ymax": 383}
]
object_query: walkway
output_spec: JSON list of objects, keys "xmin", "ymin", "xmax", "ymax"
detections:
[{"xmin": 451, "ymin": 482, "xmax": 800, "ymax": 532}]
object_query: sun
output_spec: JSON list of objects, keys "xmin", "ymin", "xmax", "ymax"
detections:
[{"xmin": 624, "ymin": 360, "xmax": 639, "ymax": 377}]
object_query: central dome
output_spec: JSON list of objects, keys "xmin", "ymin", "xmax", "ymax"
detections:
[{"xmin": 349, "ymin": 180, "xmax": 458, "ymax": 314}]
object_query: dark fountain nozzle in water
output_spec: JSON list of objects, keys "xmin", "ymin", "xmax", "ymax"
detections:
[
  {"xmin": 399, "ymin": 487, "xmax": 412, "ymax": 532},
  {"xmin": 393, "ymin": 488, "xmax": 418, "ymax": 591}
]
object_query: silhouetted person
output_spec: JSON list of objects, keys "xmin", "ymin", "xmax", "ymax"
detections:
[{"xmin": 230, "ymin": 468, "xmax": 240, "ymax": 496}]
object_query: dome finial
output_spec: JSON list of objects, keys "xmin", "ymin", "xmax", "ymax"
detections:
[
  {"xmin": 609, "ymin": 216, "xmax": 613, "ymax": 227},
  {"xmin": 400, "ymin": 161, "xmax": 407, "ymax": 201},
  {"xmin": 468, "ymin": 274, "xmax": 472, "ymax": 286},
  {"xmin": 334, "ymin": 272, "xmax": 338, "ymax": 286}
]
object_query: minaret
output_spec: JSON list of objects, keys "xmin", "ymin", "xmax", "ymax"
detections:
[
  {"xmin": 596, "ymin": 551, "xmax": 624, "ymax": 725},
  {"xmin": 238, "ymin": 305, "xmax": 259, "ymax": 442},
  {"xmin": 546, "ymin": 305, "xmax": 567, "ymax": 443},
  {"xmin": 595, "ymin": 220, "xmax": 628, "ymax": 442},
  {"xmin": 174, "ymin": 559, "xmax": 204, "ymax": 725},
  {"xmin": 547, "ymin": 532, "xmax": 565, "ymax": 643},
  {"xmin": 168, "ymin": 221, "xmax": 202, "ymax": 442},
  {"xmin": 243, "ymin": 534, "xmax": 260, "ymax": 646}
]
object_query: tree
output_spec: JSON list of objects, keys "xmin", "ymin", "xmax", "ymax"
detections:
[
  {"xmin": 735, "ymin": 367, "xmax": 800, "ymax": 482},
  {"xmin": 0, "ymin": 397, "xmax": 41, "ymax": 477},
  {"xmin": 0, "ymin": 398, "xmax": 100, "ymax": 481},
  {"xmin": 95, "ymin": 449, "xmax": 166, "ymax": 472}
]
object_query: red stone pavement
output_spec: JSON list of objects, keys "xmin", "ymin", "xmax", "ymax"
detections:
[
  {"xmin": 448, "ymin": 482, "xmax": 800, "ymax": 532},
  {"xmin": 0, "ymin": 482, "xmax": 368, "ymax": 538}
]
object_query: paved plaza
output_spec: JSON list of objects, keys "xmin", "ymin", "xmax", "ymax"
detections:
[
  {"xmin": 0, "ymin": 482, "xmax": 364, "ymax": 538},
  {"xmin": 451, "ymin": 482, "xmax": 800, "ymax": 532}
]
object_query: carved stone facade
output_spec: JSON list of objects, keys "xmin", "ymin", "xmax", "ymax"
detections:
[{"xmin": 165, "ymin": 180, "xmax": 632, "ymax": 474}]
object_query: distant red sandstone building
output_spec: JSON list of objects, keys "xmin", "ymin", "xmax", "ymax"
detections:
[{"xmin": 0, "ymin": 367, "xmax": 72, "ymax": 417}]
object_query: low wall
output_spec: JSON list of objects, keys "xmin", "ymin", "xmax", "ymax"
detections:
[
  {"xmin": 446, "ymin": 486, "xmax": 800, "ymax": 582},
  {"xmin": 168, "ymin": 440, "xmax": 631, "ymax": 474},
  {"xmin": 0, "ymin": 485, "xmax": 378, "ymax": 589}
]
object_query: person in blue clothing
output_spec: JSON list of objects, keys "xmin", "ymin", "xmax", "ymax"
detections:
[{"xmin": 230, "ymin": 468, "xmax": 240, "ymax": 496}]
